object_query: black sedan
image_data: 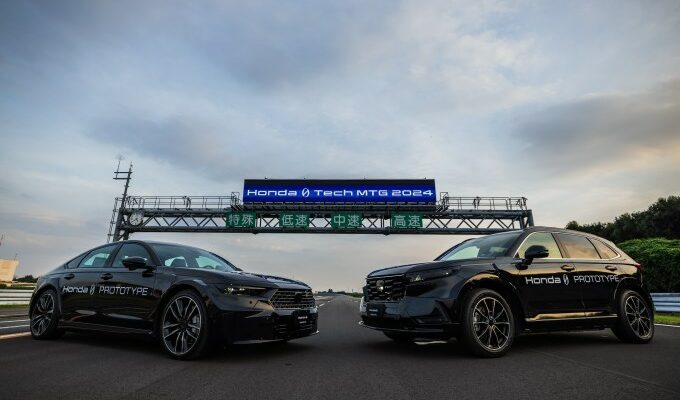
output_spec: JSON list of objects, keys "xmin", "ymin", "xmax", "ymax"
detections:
[
  {"xmin": 360, "ymin": 227, "xmax": 654, "ymax": 357},
  {"xmin": 29, "ymin": 240, "xmax": 317, "ymax": 359}
]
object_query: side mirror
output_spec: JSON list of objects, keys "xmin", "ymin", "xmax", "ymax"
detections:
[
  {"xmin": 122, "ymin": 256, "xmax": 149, "ymax": 270},
  {"xmin": 523, "ymin": 245, "xmax": 550, "ymax": 266}
]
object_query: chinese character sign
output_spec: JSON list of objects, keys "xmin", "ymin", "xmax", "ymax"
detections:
[
  {"xmin": 226, "ymin": 212, "xmax": 257, "ymax": 228},
  {"xmin": 279, "ymin": 212, "xmax": 309, "ymax": 228},
  {"xmin": 331, "ymin": 213, "xmax": 363, "ymax": 229},
  {"xmin": 390, "ymin": 213, "xmax": 422, "ymax": 229}
]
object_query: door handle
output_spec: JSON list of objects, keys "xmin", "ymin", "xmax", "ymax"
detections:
[
  {"xmin": 100, "ymin": 273, "xmax": 113, "ymax": 280},
  {"xmin": 64, "ymin": 273, "xmax": 75, "ymax": 280},
  {"xmin": 605, "ymin": 265, "xmax": 618, "ymax": 271},
  {"xmin": 561, "ymin": 265, "xmax": 575, "ymax": 272}
]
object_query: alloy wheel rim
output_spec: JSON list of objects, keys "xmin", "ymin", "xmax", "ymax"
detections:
[
  {"xmin": 472, "ymin": 296, "xmax": 511, "ymax": 351},
  {"xmin": 162, "ymin": 296, "xmax": 202, "ymax": 355},
  {"xmin": 624, "ymin": 295, "xmax": 652, "ymax": 338},
  {"xmin": 31, "ymin": 292, "xmax": 54, "ymax": 336}
]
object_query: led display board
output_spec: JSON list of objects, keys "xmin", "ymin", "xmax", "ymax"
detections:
[{"xmin": 243, "ymin": 179, "xmax": 436, "ymax": 204}]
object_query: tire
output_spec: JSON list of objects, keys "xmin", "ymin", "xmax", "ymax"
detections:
[
  {"xmin": 459, "ymin": 288, "xmax": 515, "ymax": 358},
  {"xmin": 30, "ymin": 289, "xmax": 64, "ymax": 340},
  {"xmin": 159, "ymin": 290, "xmax": 212, "ymax": 360},
  {"xmin": 384, "ymin": 332, "xmax": 415, "ymax": 343},
  {"xmin": 612, "ymin": 290, "xmax": 654, "ymax": 344}
]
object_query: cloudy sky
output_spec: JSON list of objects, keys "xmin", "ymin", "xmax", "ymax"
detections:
[{"xmin": 1, "ymin": 0, "xmax": 679, "ymax": 290}]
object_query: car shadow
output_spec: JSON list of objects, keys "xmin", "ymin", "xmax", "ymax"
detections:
[
  {"xmin": 358, "ymin": 330, "xmax": 622, "ymax": 359},
  {"xmin": 58, "ymin": 331, "xmax": 315, "ymax": 361}
]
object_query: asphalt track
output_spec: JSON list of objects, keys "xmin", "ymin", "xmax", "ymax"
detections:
[{"xmin": 1, "ymin": 295, "xmax": 679, "ymax": 400}]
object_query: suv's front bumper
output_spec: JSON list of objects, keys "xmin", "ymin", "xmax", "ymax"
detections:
[{"xmin": 359, "ymin": 296, "xmax": 459, "ymax": 338}]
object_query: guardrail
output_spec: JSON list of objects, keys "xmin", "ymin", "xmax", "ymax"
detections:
[
  {"xmin": 651, "ymin": 293, "xmax": 680, "ymax": 313},
  {"xmin": 0, "ymin": 289, "xmax": 33, "ymax": 305}
]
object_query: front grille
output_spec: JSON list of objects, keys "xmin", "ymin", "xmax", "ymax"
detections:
[
  {"xmin": 365, "ymin": 276, "xmax": 405, "ymax": 301},
  {"xmin": 270, "ymin": 289, "xmax": 315, "ymax": 309}
]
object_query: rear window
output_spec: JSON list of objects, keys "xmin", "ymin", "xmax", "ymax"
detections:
[
  {"xmin": 555, "ymin": 233, "xmax": 600, "ymax": 259},
  {"xmin": 591, "ymin": 239, "xmax": 618, "ymax": 259}
]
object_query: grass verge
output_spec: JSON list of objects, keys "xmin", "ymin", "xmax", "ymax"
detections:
[
  {"xmin": 0, "ymin": 304, "xmax": 29, "ymax": 309},
  {"xmin": 655, "ymin": 313, "xmax": 680, "ymax": 325}
]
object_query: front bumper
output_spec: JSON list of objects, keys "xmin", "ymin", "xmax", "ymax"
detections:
[
  {"xmin": 359, "ymin": 296, "xmax": 459, "ymax": 338},
  {"xmin": 218, "ymin": 307, "xmax": 318, "ymax": 344}
]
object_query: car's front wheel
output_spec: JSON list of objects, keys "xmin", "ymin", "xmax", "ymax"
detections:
[
  {"xmin": 459, "ymin": 288, "xmax": 515, "ymax": 357},
  {"xmin": 160, "ymin": 290, "xmax": 211, "ymax": 360},
  {"xmin": 612, "ymin": 290, "xmax": 654, "ymax": 344},
  {"xmin": 30, "ymin": 289, "xmax": 64, "ymax": 340}
]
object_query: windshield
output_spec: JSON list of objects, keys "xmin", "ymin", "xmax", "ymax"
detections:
[
  {"xmin": 151, "ymin": 244, "xmax": 239, "ymax": 272},
  {"xmin": 438, "ymin": 231, "xmax": 522, "ymax": 261}
]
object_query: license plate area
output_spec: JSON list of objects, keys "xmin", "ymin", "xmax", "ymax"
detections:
[
  {"xmin": 366, "ymin": 303, "xmax": 385, "ymax": 318},
  {"xmin": 292, "ymin": 310, "xmax": 312, "ymax": 329}
]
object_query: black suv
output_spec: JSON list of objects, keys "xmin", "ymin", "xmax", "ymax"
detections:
[{"xmin": 360, "ymin": 227, "xmax": 654, "ymax": 357}]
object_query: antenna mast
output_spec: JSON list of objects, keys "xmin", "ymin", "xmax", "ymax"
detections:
[{"xmin": 110, "ymin": 156, "xmax": 133, "ymax": 242}]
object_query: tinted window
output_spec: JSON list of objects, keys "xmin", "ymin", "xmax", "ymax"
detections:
[
  {"xmin": 516, "ymin": 232, "xmax": 562, "ymax": 259},
  {"xmin": 110, "ymin": 243, "xmax": 152, "ymax": 268},
  {"xmin": 591, "ymin": 239, "xmax": 618, "ymax": 259},
  {"xmin": 66, "ymin": 254, "xmax": 86, "ymax": 269},
  {"xmin": 79, "ymin": 244, "xmax": 118, "ymax": 268},
  {"xmin": 555, "ymin": 233, "xmax": 600, "ymax": 259},
  {"xmin": 439, "ymin": 231, "xmax": 522, "ymax": 260},
  {"xmin": 150, "ymin": 244, "xmax": 238, "ymax": 272}
]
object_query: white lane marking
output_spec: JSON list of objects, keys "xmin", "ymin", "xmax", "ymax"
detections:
[
  {"xmin": 415, "ymin": 340, "xmax": 448, "ymax": 346},
  {"xmin": 0, "ymin": 324, "xmax": 29, "ymax": 330},
  {"xmin": 655, "ymin": 323, "xmax": 680, "ymax": 328},
  {"xmin": 0, "ymin": 319, "xmax": 30, "ymax": 324},
  {"xmin": 318, "ymin": 303, "xmax": 326, "ymax": 307},
  {"xmin": 0, "ymin": 332, "xmax": 31, "ymax": 340}
]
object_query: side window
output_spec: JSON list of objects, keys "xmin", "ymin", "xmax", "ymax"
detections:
[
  {"xmin": 555, "ymin": 233, "xmax": 600, "ymax": 259},
  {"xmin": 66, "ymin": 254, "xmax": 86, "ymax": 269},
  {"xmin": 516, "ymin": 232, "xmax": 562, "ymax": 258},
  {"xmin": 196, "ymin": 256, "xmax": 219, "ymax": 269},
  {"xmin": 591, "ymin": 239, "xmax": 618, "ymax": 259},
  {"xmin": 110, "ymin": 243, "xmax": 152, "ymax": 268},
  {"xmin": 165, "ymin": 257, "xmax": 188, "ymax": 268},
  {"xmin": 79, "ymin": 245, "xmax": 118, "ymax": 268}
]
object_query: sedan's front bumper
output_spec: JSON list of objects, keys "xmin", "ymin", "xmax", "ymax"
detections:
[{"xmin": 217, "ymin": 307, "xmax": 318, "ymax": 344}]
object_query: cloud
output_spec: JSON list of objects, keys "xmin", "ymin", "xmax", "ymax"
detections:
[{"xmin": 514, "ymin": 78, "xmax": 680, "ymax": 177}]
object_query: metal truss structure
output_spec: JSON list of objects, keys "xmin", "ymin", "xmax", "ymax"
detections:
[{"xmin": 108, "ymin": 192, "xmax": 534, "ymax": 241}]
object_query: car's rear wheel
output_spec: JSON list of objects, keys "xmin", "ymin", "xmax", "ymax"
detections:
[
  {"xmin": 383, "ymin": 332, "xmax": 415, "ymax": 343},
  {"xmin": 459, "ymin": 288, "xmax": 515, "ymax": 357},
  {"xmin": 30, "ymin": 289, "xmax": 63, "ymax": 340},
  {"xmin": 160, "ymin": 290, "xmax": 211, "ymax": 360},
  {"xmin": 612, "ymin": 290, "xmax": 654, "ymax": 344}
]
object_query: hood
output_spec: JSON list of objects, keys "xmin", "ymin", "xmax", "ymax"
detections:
[
  {"xmin": 367, "ymin": 258, "xmax": 495, "ymax": 278},
  {"xmin": 250, "ymin": 273, "xmax": 309, "ymax": 288},
  {"xmin": 177, "ymin": 269, "xmax": 310, "ymax": 289}
]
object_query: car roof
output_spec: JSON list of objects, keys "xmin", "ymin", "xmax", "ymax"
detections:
[
  {"xmin": 519, "ymin": 226, "xmax": 617, "ymax": 246},
  {"xmin": 112, "ymin": 240, "xmax": 212, "ymax": 251}
]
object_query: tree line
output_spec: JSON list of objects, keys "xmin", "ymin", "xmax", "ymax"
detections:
[{"xmin": 566, "ymin": 196, "xmax": 680, "ymax": 243}]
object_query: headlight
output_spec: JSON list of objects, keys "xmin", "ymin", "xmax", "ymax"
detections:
[
  {"xmin": 223, "ymin": 285, "xmax": 268, "ymax": 296},
  {"xmin": 405, "ymin": 268, "xmax": 455, "ymax": 283}
]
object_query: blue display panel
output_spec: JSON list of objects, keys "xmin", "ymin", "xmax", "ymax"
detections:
[{"xmin": 243, "ymin": 179, "xmax": 436, "ymax": 203}]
